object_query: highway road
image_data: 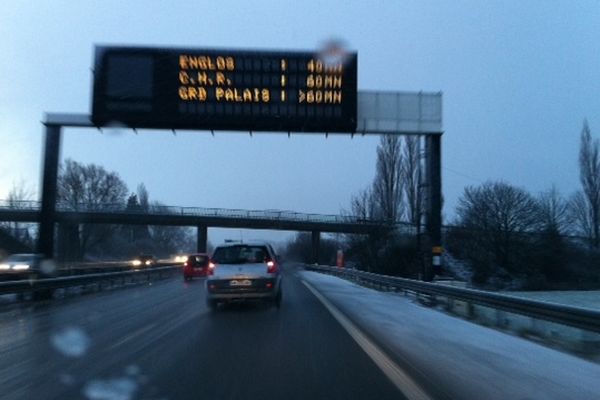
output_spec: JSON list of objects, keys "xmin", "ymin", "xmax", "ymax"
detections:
[{"xmin": 0, "ymin": 264, "xmax": 405, "ymax": 400}]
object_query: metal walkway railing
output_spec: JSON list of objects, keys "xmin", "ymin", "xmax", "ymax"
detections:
[{"xmin": 0, "ymin": 199, "xmax": 407, "ymax": 228}]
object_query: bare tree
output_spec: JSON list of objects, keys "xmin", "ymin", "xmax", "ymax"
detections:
[
  {"xmin": 137, "ymin": 183, "xmax": 150, "ymax": 212},
  {"xmin": 569, "ymin": 190, "xmax": 594, "ymax": 243},
  {"xmin": 148, "ymin": 202, "xmax": 195, "ymax": 257},
  {"xmin": 135, "ymin": 183, "xmax": 151, "ymax": 239},
  {"xmin": 349, "ymin": 187, "xmax": 377, "ymax": 220},
  {"xmin": 58, "ymin": 159, "xmax": 128, "ymax": 209},
  {"xmin": 455, "ymin": 181, "xmax": 542, "ymax": 281},
  {"xmin": 2, "ymin": 180, "xmax": 36, "ymax": 246},
  {"xmin": 535, "ymin": 185, "xmax": 571, "ymax": 283},
  {"xmin": 575, "ymin": 120, "xmax": 600, "ymax": 247},
  {"xmin": 403, "ymin": 135, "xmax": 422, "ymax": 228},
  {"xmin": 57, "ymin": 159, "xmax": 129, "ymax": 259},
  {"xmin": 342, "ymin": 187, "xmax": 378, "ymax": 271},
  {"xmin": 537, "ymin": 185, "xmax": 568, "ymax": 234},
  {"xmin": 373, "ymin": 135, "xmax": 404, "ymax": 221}
]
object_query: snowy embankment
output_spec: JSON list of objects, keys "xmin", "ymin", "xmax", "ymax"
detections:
[
  {"xmin": 506, "ymin": 290, "xmax": 600, "ymax": 310},
  {"xmin": 300, "ymin": 270, "xmax": 600, "ymax": 400}
]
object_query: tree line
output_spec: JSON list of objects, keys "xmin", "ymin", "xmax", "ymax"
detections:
[
  {"xmin": 284, "ymin": 120, "xmax": 600, "ymax": 290},
  {"xmin": 283, "ymin": 135, "xmax": 424, "ymax": 275},
  {"xmin": 447, "ymin": 120, "xmax": 600, "ymax": 289},
  {"xmin": 2, "ymin": 159, "xmax": 195, "ymax": 261}
]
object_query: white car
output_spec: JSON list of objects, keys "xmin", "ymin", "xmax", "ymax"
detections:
[
  {"xmin": 206, "ymin": 242, "xmax": 282, "ymax": 310},
  {"xmin": 0, "ymin": 253, "xmax": 44, "ymax": 280}
]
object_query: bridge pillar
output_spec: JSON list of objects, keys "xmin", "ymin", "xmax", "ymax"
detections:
[
  {"xmin": 37, "ymin": 124, "xmax": 62, "ymax": 259},
  {"xmin": 57, "ymin": 223, "xmax": 80, "ymax": 262},
  {"xmin": 197, "ymin": 225, "xmax": 208, "ymax": 253},
  {"xmin": 424, "ymin": 134, "xmax": 442, "ymax": 281},
  {"xmin": 311, "ymin": 230, "xmax": 320, "ymax": 264}
]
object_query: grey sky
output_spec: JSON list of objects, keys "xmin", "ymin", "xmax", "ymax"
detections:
[{"xmin": 1, "ymin": 1, "xmax": 599, "ymax": 245}]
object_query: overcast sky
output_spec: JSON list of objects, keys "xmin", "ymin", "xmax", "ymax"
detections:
[{"xmin": 1, "ymin": 1, "xmax": 599, "ymax": 246}]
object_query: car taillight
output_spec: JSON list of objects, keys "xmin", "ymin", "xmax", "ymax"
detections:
[
  {"xmin": 208, "ymin": 262, "xmax": 216, "ymax": 274},
  {"xmin": 267, "ymin": 260, "xmax": 277, "ymax": 273},
  {"xmin": 184, "ymin": 262, "xmax": 188, "ymax": 267}
]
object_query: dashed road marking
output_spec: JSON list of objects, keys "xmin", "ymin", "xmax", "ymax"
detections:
[{"xmin": 107, "ymin": 323, "xmax": 158, "ymax": 350}]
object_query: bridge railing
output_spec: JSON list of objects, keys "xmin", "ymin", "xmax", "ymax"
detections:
[
  {"xmin": 0, "ymin": 200, "xmax": 40, "ymax": 210},
  {"xmin": 0, "ymin": 199, "xmax": 401, "ymax": 226}
]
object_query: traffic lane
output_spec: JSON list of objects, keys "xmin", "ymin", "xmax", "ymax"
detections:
[
  {"xmin": 0, "ymin": 266, "xmax": 405, "ymax": 400},
  {"xmin": 145, "ymin": 266, "xmax": 404, "ymax": 400},
  {"xmin": 0, "ymin": 276, "xmax": 207, "ymax": 400}
]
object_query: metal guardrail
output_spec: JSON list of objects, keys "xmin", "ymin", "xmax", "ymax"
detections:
[
  {"xmin": 0, "ymin": 265, "xmax": 180, "ymax": 295},
  {"xmin": 305, "ymin": 265, "xmax": 600, "ymax": 334},
  {"xmin": 58, "ymin": 261, "xmax": 176, "ymax": 275}
]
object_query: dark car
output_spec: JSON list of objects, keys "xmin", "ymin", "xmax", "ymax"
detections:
[
  {"xmin": 205, "ymin": 242, "xmax": 282, "ymax": 310},
  {"xmin": 183, "ymin": 253, "xmax": 211, "ymax": 281}
]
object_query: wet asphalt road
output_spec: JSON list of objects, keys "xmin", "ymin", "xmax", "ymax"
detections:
[{"xmin": 0, "ymin": 264, "xmax": 404, "ymax": 400}]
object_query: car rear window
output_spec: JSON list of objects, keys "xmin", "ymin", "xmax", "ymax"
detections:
[
  {"xmin": 189, "ymin": 255, "xmax": 208, "ymax": 265},
  {"xmin": 212, "ymin": 245, "xmax": 269, "ymax": 264}
]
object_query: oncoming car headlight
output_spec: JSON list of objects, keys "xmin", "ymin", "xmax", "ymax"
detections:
[
  {"xmin": 0, "ymin": 263, "xmax": 10, "ymax": 270},
  {"xmin": 132, "ymin": 260, "xmax": 142, "ymax": 267},
  {"xmin": 12, "ymin": 264, "xmax": 30, "ymax": 271}
]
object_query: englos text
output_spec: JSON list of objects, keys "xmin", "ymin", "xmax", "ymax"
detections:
[{"xmin": 179, "ymin": 55, "xmax": 235, "ymax": 71}]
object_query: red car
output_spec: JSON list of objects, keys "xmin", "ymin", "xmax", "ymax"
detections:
[{"xmin": 183, "ymin": 253, "xmax": 212, "ymax": 281}]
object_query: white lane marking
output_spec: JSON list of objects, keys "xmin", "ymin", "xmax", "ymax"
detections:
[
  {"xmin": 107, "ymin": 323, "xmax": 158, "ymax": 350},
  {"xmin": 302, "ymin": 279, "xmax": 432, "ymax": 400}
]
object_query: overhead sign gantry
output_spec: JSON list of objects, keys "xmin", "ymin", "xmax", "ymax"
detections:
[{"xmin": 36, "ymin": 44, "xmax": 443, "ymax": 280}]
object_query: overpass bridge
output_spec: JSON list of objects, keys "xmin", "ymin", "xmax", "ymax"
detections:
[{"xmin": 0, "ymin": 200, "xmax": 405, "ymax": 260}]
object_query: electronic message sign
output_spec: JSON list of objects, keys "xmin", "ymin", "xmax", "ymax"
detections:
[{"xmin": 91, "ymin": 46, "xmax": 357, "ymax": 132}]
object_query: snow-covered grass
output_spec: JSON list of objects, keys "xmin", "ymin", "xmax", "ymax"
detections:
[
  {"xmin": 505, "ymin": 290, "xmax": 600, "ymax": 310},
  {"xmin": 300, "ymin": 270, "xmax": 600, "ymax": 400}
]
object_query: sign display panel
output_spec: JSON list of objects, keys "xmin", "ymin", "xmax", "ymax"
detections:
[{"xmin": 91, "ymin": 46, "xmax": 357, "ymax": 132}]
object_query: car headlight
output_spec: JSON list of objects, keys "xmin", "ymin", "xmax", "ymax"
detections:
[
  {"xmin": 0, "ymin": 263, "xmax": 10, "ymax": 270},
  {"xmin": 12, "ymin": 264, "xmax": 30, "ymax": 271},
  {"xmin": 145, "ymin": 260, "xmax": 151, "ymax": 265},
  {"xmin": 132, "ymin": 260, "xmax": 142, "ymax": 266}
]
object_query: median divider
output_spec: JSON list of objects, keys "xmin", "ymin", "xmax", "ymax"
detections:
[{"xmin": 0, "ymin": 265, "xmax": 181, "ymax": 296}]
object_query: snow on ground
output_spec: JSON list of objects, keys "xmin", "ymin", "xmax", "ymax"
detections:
[
  {"xmin": 505, "ymin": 290, "xmax": 600, "ymax": 310},
  {"xmin": 442, "ymin": 252, "xmax": 472, "ymax": 282},
  {"xmin": 300, "ymin": 270, "xmax": 600, "ymax": 400}
]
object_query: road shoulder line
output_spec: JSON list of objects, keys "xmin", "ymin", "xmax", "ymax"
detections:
[{"xmin": 301, "ymin": 279, "xmax": 432, "ymax": 400}]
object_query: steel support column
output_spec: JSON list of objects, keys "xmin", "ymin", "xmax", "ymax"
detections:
[
  {"xmin": 311, "ymin": 230, "xmax": 320, "ymax": 264},
  {"xmin": 424, "ymin": 134, "xmax": 442, "ymax": 281},
  {"xmin": 37, "ymin": 124, "xmax": 62, "ymax": 259},
  {"xmin": 197, "ymin": 225, "xmax": 208, "ymax": 253},
  {"xmin": 56, "ymin": 222, "xmax": 80, "ymax": 262}
]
